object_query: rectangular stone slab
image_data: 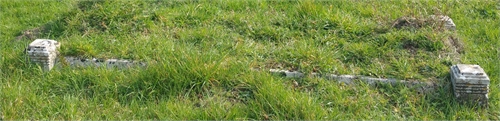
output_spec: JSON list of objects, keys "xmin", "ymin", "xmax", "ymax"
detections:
[
  {"xmin": 451, "ymin": 68, "xmax": 489, "ymax": 79},
  {"xmin": 455, "ymin": 90, "xmax": 488, "ymax": 94},
  {"xmin": 455, "ymin": 87, "xmax": 489, "ymax": 91},
  {"xmin": 28, "ymin": 39, "xmax": 60, "ymax": 48},
  {"xmin": 451, "ymin": 65, "xmax": 490, "ymax": 84},
  {"xmin": 456, "ymin": 64, "xmax": 486, "ymax": 76},
  {"xmin": 455, "ymin": 93, "xmax": 488, "ymax": 102},
  {"xmin": 454, "ymin": 83, "xmax": 489, "ymax": 88}
]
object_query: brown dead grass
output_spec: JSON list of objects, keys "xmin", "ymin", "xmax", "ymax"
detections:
[{"xmin": 14, "ymin": 27, "xmax": 45, "ymax": 41}]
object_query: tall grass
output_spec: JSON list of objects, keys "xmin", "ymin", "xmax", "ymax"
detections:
[{"xmin": 0, "ymin": 0, "xmax": 498, "ymax": 120}]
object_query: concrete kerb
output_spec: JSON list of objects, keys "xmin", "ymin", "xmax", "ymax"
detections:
[
  {"xmin": 56, "ymin": 56, "xmax": 148, "ymax": 69},
  {"xmin": 269, "ymin": 69, "xmax": 439, "ymax": 93}
]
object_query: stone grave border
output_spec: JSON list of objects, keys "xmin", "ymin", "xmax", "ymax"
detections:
[
  {"xmin": 25, "ymin": 15, "xmax": 490, "ymax": 106},
  {"xmin": 264, "ymin": 15, "xmax": 490, "ymax": 106}
]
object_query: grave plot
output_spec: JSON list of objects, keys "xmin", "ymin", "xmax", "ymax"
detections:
[
  {"xmin": 4, "ymin": 0, "xmax": 499, "ymax": 119},
  {"xmin": 263, "ymin": 15, "xmax": 491, "ymax": 105},
  {"xmin": 23, "ymin": 13, "xmax": 491, "ymax": 107},
  {"xmin": 268, "ymin": 15, "xmax": 463, "ymax": 78}
]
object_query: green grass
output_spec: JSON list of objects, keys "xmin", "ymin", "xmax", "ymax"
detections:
[{"xmin": 1, "ymin": 0, "xmax": 499, "ymax": 120}]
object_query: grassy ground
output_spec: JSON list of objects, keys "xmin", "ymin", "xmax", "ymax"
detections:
[{"xmin": 1, "ymin": 0, "xmax": 499, "ymax": 120}]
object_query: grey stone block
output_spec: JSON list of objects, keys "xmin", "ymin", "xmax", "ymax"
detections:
[
  {"xmin": 450, "ymin": 64, "xmax": 490, "ymax": 105},
  {"xmin": 451, "ymin": 64, "xmax": 490, "ymax": 84},
  {"xmin": 27, "ymin": 39, "xmax": 59, "ymax": 71}
]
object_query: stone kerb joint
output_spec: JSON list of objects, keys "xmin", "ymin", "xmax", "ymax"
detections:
[{"xmin": 27, "ymin": 39, "xmax": 60, "ymax": 71}]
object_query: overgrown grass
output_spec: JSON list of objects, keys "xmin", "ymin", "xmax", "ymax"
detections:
[{"xmin": 1, "ymin": 0, "xmax": 499, "ymax": 120}]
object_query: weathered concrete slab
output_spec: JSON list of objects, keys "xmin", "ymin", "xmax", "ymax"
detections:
[
  {"xmin": 325, "ymin": 74, "xmax": 357, "ymax": 84},
  {"xmin": 59, "ymin": 56, "xmax": 147, "ymax": 69},
  {"xmin": 450, "ymin": 64, "xmax": 490, "ymax": 85},
  {"xmin": 269, "ymin": 69, "xmax": 438, "ymax": 92}
]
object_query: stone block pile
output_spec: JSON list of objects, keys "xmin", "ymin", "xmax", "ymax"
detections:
[
  {"xmin": 450, "ymin": 64, "xmax": 490, "ymax": 105},
  {"xmin": 26, "ymin": 39, "xmax": 60, "ymax": 71}
]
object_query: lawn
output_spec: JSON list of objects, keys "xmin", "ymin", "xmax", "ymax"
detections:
[{"xmin": 0, "ymin": 0, "xmax": 499, "ymax": 120}]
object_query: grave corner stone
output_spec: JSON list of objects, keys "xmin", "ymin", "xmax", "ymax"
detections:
[
  {"xmin": 27, "ymin": 39, "xmax": 60, "ymax": 71},
  {"xmin": 450, "ymin": 64, "xmax": 490, "ymax": 106}
]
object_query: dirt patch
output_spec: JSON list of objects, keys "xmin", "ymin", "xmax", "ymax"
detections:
[
  {"xmin": 392, "ymin": 17, "xmax": 426, "ymax": 29},
  {"xmin": 254, "ymin": 60, "xmax": 298, "ymax": 71},
  {"xmin": 393, "ymin": 15, "xmax": 456, "ymax": 31},
  {"xmin": 440, "ymin": 35, "xmax": 463, "ymax": 63},
  {"xmin": 393, "ymin": 15, "xmax": 462, "ymax": 62},
  {"xmin": 447, "ymin": 36, "xmax": 464, "ymax": 54},
  {"xmin": 402, "ymin": 40, "xmax": 419, "ymax": 55},
  {"xmin": 14, "ymin": 27, "xmax": 46, "ymax": 41},
  {"xmin": 227, "ymin": 86, "xmax": 254, "ymax": 103}
]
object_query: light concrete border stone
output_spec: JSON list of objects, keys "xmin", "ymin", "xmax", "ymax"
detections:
[
  {"xmin": 269, "ymin": 69, "xmax": 438, "ymax": 93},
  {"xmin": 59, "ymin": 56, "xmax": 147, "ymax": 69}
]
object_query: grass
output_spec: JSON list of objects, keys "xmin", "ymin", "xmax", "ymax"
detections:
[{"xmin": 0, "ymin": 0, "xmax": 499, "ymax": 120}]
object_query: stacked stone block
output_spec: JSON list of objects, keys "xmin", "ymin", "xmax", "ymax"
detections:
[
  {"xmin": 450, "ymin": 64, "xmax": 490, "ymax": 105},
  {"xmin": 26, "ymin": 39, "xmax": 60, "ymax": 71}
]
